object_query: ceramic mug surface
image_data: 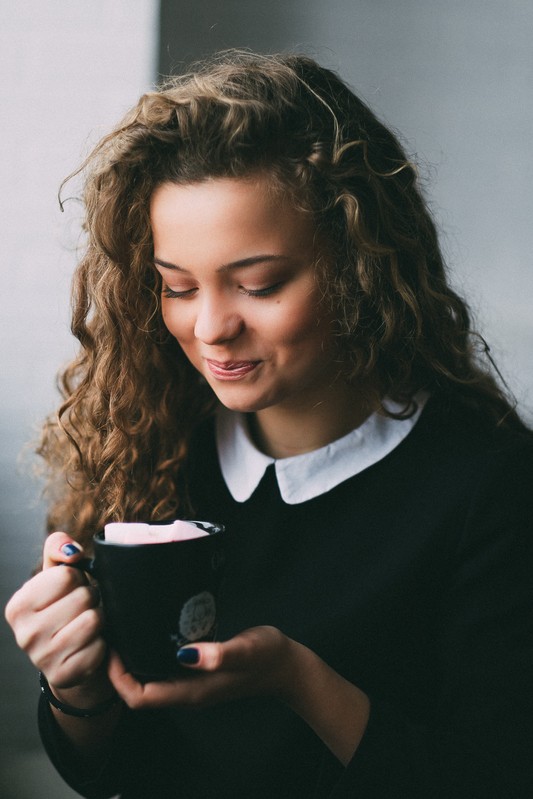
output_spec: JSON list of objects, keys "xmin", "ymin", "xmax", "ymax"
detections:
[{"xmin": 74, "ymin": 521, "xmax": 225, "ymax": 681}]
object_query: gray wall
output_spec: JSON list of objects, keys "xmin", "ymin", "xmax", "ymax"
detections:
[
  {"xmin": 2, "ymin": 1, "xmax": 531, "ymax": 795},
  {"xmin": 1, "ymin": 2, "xmax": 157, "ymax": 795}
]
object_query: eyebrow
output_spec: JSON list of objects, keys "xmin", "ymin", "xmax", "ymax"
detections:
[{"xmin": 153, "ymin": 255, "xmax": 288, "ymax": 273}]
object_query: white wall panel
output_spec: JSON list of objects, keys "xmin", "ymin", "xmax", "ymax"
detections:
[{"xmin": 0, "ymin": 4, "xmax": 157, "ymax": 793}]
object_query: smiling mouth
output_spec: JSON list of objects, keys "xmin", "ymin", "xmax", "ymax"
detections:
[{"xmin": 205, "ymin": 359, "xmax": 260, "ymax": 380}]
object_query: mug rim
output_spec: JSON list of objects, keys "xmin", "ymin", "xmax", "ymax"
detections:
[{"xmin": 94, "ymin": 520, "xmax": 225, "ymax": 547}]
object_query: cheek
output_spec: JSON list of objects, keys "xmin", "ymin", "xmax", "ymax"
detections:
[
  {"xmin": 162, "ymin": 306, "xmax": 201, "ymax": 368},
  {"xmin": 161, "ymin": 301, "xmax": 191, "ymax": 343},
  {"xmin": 272, "ymin": 302, "xmax": 329, "ymax": 349},
  {"xmin": 160, "ymin": 298, "xmax": 173, "ymax": 330}
]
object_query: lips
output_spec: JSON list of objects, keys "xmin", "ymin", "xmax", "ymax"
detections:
[{"xmin": 205, "ymin": 359, "xmax": 260, "ymax": 380}]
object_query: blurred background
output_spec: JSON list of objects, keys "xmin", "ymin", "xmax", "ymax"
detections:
[{"xmin": 1, "ymin": 1, "xmax": 532, "ymax": 795}]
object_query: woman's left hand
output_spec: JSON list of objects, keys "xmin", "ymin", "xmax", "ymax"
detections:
[
  {"xmin": 107, "ymin": 625, "xmax": 296, "ymax": 710},
  {"xmin": 108, "ymin": 625, "xmax": 370, "ymax": 766}
]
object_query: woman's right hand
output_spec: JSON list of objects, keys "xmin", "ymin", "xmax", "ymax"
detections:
[{"xmin": 4, "ymin": 532, "xmax": 108, "ymax": 697}]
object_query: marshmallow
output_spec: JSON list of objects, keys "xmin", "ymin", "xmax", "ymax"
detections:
[{"xmin": 104, "ymin": 520, "xmax": 208, "ymax": 544}]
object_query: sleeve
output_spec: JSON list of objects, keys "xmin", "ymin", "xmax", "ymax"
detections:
[
  {"xmin": 38, "ymin": 694, "xmax": 182, "ymax": 798},
  {"xmin": 328, "ymin": 441, "xmax": 533, "ymax": 798},
  {"xmin": 38, "ymin": 694, "xmax": 147, "ymax": 799}
]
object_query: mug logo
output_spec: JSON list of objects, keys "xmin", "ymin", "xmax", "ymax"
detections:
[{"xmin": 178, "ymin": 591, "xmax": 217, "ymax": 643}]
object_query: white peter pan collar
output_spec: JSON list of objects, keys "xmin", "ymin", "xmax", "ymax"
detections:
[{"xmin": 216, "ymin": 393, "xmax": 428, "ymax": 505}]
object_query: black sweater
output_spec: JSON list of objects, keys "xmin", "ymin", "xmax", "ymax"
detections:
[{"xmin": 39, "ymin": 397, "xmax": 533, "ymax": 797}]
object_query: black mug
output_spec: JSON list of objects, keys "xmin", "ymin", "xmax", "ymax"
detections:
[{"xmin": 72, "ymin": 520, "xmax": 225, "ymax": 681}]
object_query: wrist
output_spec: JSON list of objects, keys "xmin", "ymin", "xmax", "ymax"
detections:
[
  {"xmin": 273, "ymin": 636, "xmax": 309, "ymax": 705},
  {"xmin": 40, "ymin": 672, "xmax": 119, "ymax": 718},
  {"xmin": 279, "ymin": 642, "xmax": 370, "ymax": 766},
  {"xmin": 46, "ymin": 666, "xmax": 117, "ymax": 713},
  {"xmin": 279, "ymin": 639, "xmax": 318, "ymax": 710}
]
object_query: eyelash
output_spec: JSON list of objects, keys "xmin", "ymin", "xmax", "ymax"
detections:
[
  {"xmin": 162, "ymin": 283, "xmax": 283, "ymax": 299},
  {"xmin": 162, "ymin": 287, "xmax": 196, "ymax": 299},
  {"xmin": 240, "ymin": 283, "xmax": 282, "ymax": 297}
]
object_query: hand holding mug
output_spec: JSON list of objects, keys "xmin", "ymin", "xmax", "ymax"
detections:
[
  {"xmin": 4, "ymin": 532, "xmax": 107, "ymax": 692},
  {"xmin": 108, "ymin": 625, "xmax": 298, "ymax": 710}
]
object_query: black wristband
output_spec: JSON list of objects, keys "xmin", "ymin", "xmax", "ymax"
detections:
[{"xmin": 39, "ymin": 671, "xmax": 120, "ymax": 718}]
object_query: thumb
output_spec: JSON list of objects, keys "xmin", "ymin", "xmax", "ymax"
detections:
[
  {"xmin": 42, "ymin": 531, "xmax": 84, "ymax": 570},
  {"xmin": 177, "ymin": 642, "xmax": 224, "ymax": 671}
]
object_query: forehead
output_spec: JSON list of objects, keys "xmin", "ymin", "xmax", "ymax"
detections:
[{"xmin": 150, "ymin": 177, "xmax": 317, "ymax": 263}]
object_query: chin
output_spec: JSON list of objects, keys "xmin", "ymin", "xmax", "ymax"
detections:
[
  {"xmin": 213, "ymin": 389, "xmax": 278, "ymax": 415},
  {"xmin": 217, "ymin": 398, "xmax": 265, "ymax": 414}
]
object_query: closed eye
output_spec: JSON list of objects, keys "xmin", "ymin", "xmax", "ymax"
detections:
[
  {"xmin": 163, "ymin": 283, "xmax": 284, "ymax": 299},
  {"xmin": 162, "ymin": 286, "xmax": 197, "ymax": 299},
  {"xmin": 240, "ymin": 283, "xmax": 283, "ymax": 298}
]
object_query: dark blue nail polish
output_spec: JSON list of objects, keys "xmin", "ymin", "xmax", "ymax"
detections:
[
  {"xmin": 61, "ymin": 543, "xmax": 81, "ymax": 557},
  {"xmin": 177, "ymin": 647, "xmax": 199, "ymax": 665}
]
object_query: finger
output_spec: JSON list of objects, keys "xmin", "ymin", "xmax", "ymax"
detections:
[
  {"xmin": 51, "ymin": 603, "xmax": 104, "ymax": 650},
  {"xmin": 178, "ymin": 626, "xmax": 282, "ymax": 673},
  {"xmin": 108, "ymin": 651, "xmax": 196, "ymax": 710},
  {"xmin": 44, "ymin": 636, "xmax": 108, "ymax": 689},
  {"xmin": 5, "ymin": 566, "xmax": 90, "ymax": 632},
  {"xmin": 177, "ymin": 643, "xmax": 222, "ymax": 671},
  {"xmin": 39, "ymin": 573, "xmax": 98, "ymax": 618},
  {"xmin": 107, "ymin": 651, "xmax": 142, "ymax": 701},
  {"xmin": 43, "ymin": 532, "xmax": 84, "ymax": 570},
  {"xmin": 107, "ymin": 651, "xmax": 168, "ymax": 707},
  {"xmin": 11, "ymin": 584, "xmax": 100, "ymax": 654},
  {"xmin": 48, "ymin": 583, "xmax": 101, "ymax": 627}
]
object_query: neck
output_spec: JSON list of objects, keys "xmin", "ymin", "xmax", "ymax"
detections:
[{"xmin": 249, "ymin": 383, "xmax": 377, "ymax": 459}]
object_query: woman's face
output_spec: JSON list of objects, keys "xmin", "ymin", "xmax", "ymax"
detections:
[{"xmin": 151, "ymin": 176, "xmax": 339, "ymax": 416}]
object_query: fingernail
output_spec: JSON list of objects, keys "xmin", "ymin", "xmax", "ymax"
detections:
[
  {"xmin": 177, "ymin": 647, "xmax": 200, "ymax": 665},
  {"xmin": 61, "ymin": 543, "xmax": 81, "ymax": 557}
]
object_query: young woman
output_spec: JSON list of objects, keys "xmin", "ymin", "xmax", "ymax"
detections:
[{"xmin": 5, "ymin": 52, "xmax": 533, "ymax": 798}]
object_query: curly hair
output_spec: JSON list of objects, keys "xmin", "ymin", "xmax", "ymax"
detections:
[{"xmin": 39, "ymin": 50, "xmax": 527, "ymax": 545}]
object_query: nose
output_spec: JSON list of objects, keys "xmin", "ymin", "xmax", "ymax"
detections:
[{"xmin": 194, "ymin": 295, "xmax": 244, "ymax": 344}]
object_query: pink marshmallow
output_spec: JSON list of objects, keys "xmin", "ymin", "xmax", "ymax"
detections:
[{"xmin": 104, "ymin": 520, "xmax": 208, "ymax": 544}]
